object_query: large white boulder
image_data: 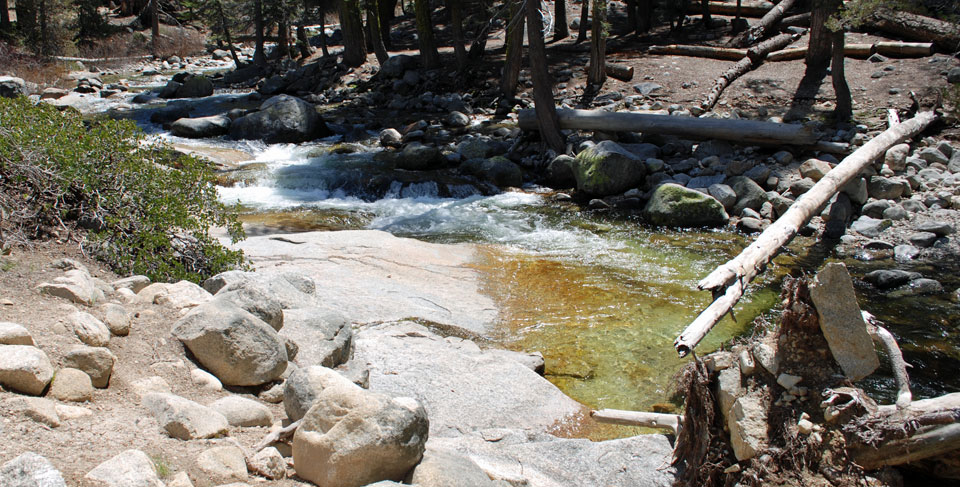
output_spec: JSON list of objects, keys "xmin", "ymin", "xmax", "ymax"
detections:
[
  {"xmin": 0, "ymin": 345, "xmax": 54, "ymax": 395},
  {"xmin": 84, "ymin": 449, "xmax": 163, "ymax": 487}
]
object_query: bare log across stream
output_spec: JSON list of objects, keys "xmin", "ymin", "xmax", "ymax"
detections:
[
  {"xmin": 865, "ymin": 9, "xmax": 960, "ymax": 53},
  {"xmin": 701, "ymin": 33, "xmax": 797, "ymax": 111},
  {"xmin": 673, "ymin": 110, "xmax": 938, "ymax": 357},
  {"xmin": 517, "ymin": 108, "xmax": 817, "ymax": 146},
  {"xmin": 649, "ymin": 44, "xmax": 748, "ymax": 61},
  {"xmin": 729, "ymin": 0, "xmax": 797, "ymax": 47}
]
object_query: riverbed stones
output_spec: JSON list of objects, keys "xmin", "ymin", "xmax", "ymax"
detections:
[
  {"xmin": 230, "ymin": 94, "xmax": 330, "ymax": 143},
  {"xmin": 708, "ymin": 183, "xmax": 737, "ymax": 210},
  {"xmin": 809, "ymin": 263, "xmax": 879, "ymax": 381},
  {"xmin": 153, "ymin": 280, "xmax": 213, "ymax": 309},
  {"xmin": 7, "ymin": 396, "xmax": 60, "ymax": 427},
  {"xmin": 545, "ymin": 155, "xmax": 576, "ymax": 188},
  {"xmin": 0, "ymin": 344, "xmax": 55, "ymax": 395},
  {"xmin": 799, "ymin": 158, "xmax": 833, "ymax": 181},
  {"xmin": 850, "ymin": 215, "xmax": 891, "ymax": 238},
  {"xmin": 573, "ymin": 141, "xmax": 647, "ymax": 196},
  {"xmin": 292, "ymin": 382, "xmax": 429, "ymax": 487},
  {"xmin": 397, "ymin": 143, "xmax": 444, "ymax": 170},
  {"xmin": 142, "ymin": 392, "xmax": 230, "ymax": 440},
  {"xmin": 68, "ymin": 311, "xmax": 111, "ymax": 347},
  {"xmin": 63, "ymin": 346, "xmax": 115, "ymax": 388},
  {"xmin": 460, "ymin": 156, "xmax": 523, "ymax": 188},
  {"xmin": 189, "ymin": 446, "xmax": 248, "ymax": 487},
  {"xmin": 249, "ymin": 447, "xmax": 286, "ymax": 480},
  {"xmin": 209, "ymin": 396, "xmax": 274, "ymax": 427},
  {"xmin": 0, "ymin": 452, "xmax": 67, "ymax": 487},
  {"xmin": 48, "ymin": 368, "xmax": 94, "ymax": 402},
  {"xmin": 864, "ymin": 269, "xmax": 922, "ymax": 289},
  {"xmin": 0, "ymin": 322, "xmax": 33, "ymax": 345},
  {"xmin": 643, "ymin": 183, "xmax": 729, "ymax": 228},
  {"xmin": 379, "ymin": 128, "xmax": 402, "ymax": 147},
  {"xmin": 161, "ymin": 74, "xmax": 213, "ymax": 98},
  {"xmin": 170, "ymin": 115, "xmax": 231, "ymax": 138},
  {"xmin": 909, "ymin": 231, "xmax": 939, "ymax": 248},
  {"xmin": 171, "ymin": 300, "xmax": 287, "ymax": 386},
  {"xmin": 280, "ymin": 309, "xmax": 353, "ymax": 368},
  {"xmin": 868, "ymin": 176, "xmax": 906, "ymax": 200},
  {"xmin": 84, "ymin": 449, "xmax": 163, "ymax": 487},
  {"xmin": 728, "ymin": 392, "xmax": 768, "ymax": 461}
]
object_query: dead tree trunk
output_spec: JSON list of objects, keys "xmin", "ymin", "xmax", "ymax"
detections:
[
  {"xmin": 688, "ymin": 0, "xmax": 774, "ymax": 17},
  {"xmin": 605, "ymin": 63, "xmax": 633, "ymax": 81},
  {"xmin": 673, "ymin": 110, "xmax": 938, "ymax": 357},
  {"xmin": 650, "ymin": 44, "xmax": 748, "ymax": 60},
  {"xmin": 701, "ymin": 33, "xmax": 797, "ymax": 111},
  {"xmin": 865, "ymin": 9, "xmax": 960, "ymax": 53},
  {"xmin": 729, "ymin": 0, "xmax": 796, "ymax": 47},
  {"xmin": 501, "ymin": 0, "xmax": 526, "ymax": 99},
  {"xmin": 526, "ymin": 0, "xmax": 565, "ymax": 154},
  {"xmin": 586, "ymin": 0, "xmax": 606, "ymax": 86}
]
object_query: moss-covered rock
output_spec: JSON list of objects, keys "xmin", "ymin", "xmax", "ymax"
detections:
[
  {"xmin": 643, "ymin": 183, "xmax": 729, "ymax": 228},
  {"xmin": 573, "ymin": 141, "xmax": 647, "ymax": 196}
]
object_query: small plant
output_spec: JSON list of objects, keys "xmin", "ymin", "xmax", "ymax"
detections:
[
  {"xmin": 150, "ymin": 454, "xmax": 171, "ymax": 478},
  {"xmin": 0, "ymin": 96, "xmax": 246, "ymax": 283}
]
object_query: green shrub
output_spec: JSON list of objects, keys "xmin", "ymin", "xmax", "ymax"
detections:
[{"xmin": 0, "ymin": 96, "xmax": 246, "ymax": 283}]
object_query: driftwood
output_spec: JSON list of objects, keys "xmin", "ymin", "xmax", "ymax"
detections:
[
  {"xmin": 701, "ymin": 33, "xmax": 797, "ymax": 111},
  {"xmin": 849, "ymin": 419, "xmax": 960, "ymax": 470},
  {"xmin": 254, "ymin": 418, "xmax": 302, "ymax": 452},
  {"xmin": 729, "ymin": 0, "xmax": 797, "ymax": 47},
  {"xmin": 591, "ymin": 409, "xmax": 681, "ymax": 434},
  {"xmin": 605, "ymin": 63, "xmax": 634, "ymax": 82},
  {"xmin": 649, "ymin": 44, "xmax": 748, "ymax": 61},
  {"xmin": 686, "ymin": 1, "xmax": 774, "ymax": 18},
  {"xmin": 673, "ymin": 111, "xmax": 938, "ymax": 357},
  {"xmin": 54, "ymin": 55, "xmax": 153, "ymax": 63},
  {"xmin": 865, "ymin": 9, "xmax": 960, "ymax": 53},
  {"xmin": 517, "ymin": 108, "xmax": 817, "ymax": 146}
]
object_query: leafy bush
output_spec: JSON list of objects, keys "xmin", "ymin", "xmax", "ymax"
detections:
[{"xmin": 0, "ymin": 96, "xmax": 246, "ymax": 283}]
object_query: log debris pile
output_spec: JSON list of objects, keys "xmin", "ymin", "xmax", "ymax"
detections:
[{"xmin": 672, "ymin": 266, "xmax": 960, "ymax": 486}]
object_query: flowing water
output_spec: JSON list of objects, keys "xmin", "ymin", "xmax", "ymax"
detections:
[{"xmin": 107, "ymin": 93, "xmax": 960, "ymax": 438}]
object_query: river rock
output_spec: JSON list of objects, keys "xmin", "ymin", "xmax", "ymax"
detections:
[
  {"xmin": 408, "ymin": 449, "xmax": 497, "ymax": 486},
  {"xmin": 396, "ymin": 143, "xmax": 444, "ymax": 170},
  {"xmin": 165, "ymin": 74, "xmax": 213, "ymax": 98},
  {"xmin": 916, "ymin": 221, "xmax": 955, "ymax": 236},
  {"xmin": 191, "ymin": 368, "xmax": 223, "ymax": 392},
  {"xmin": 84, "ymin": 449, "xmax": 163, "ymax": 487},
  {"xmin": 171, "ymin": 300, "xmax": 287, "ymax": 386},
  {"xmin": 210, "ymin": 271, "xmax": 316, "ymax": 309},
  {"xmin": 894, "ymin": 244, "xmax": 920, "ymax": 262},
  {"xmin": 728, "ymin": 176, "xmax": 767, "ymax": 215},
  {"xmin": 284, "ymin": 365, "xmax": 357, "ymax": 422},
  {"xmin": 864, "ymin": 269, "xmax": 922, "ymax": 289},
  {"xmin": 189, "ymin": 446, "xmax": 248, "ymax": 487},
  {"xmin": 7, "ymin": 396, "xmax": 60, "ymax": 427},
  {"xmin": 573, "ymin": 141, "xmax": 646, "ymax": 196},
  {"xmin": 379, "ymin": 128, "xmax": 402, "ymax": 147},
  {"xmin": 292, "ymin": 382, "xmax": 429, "ymax": 487},
  {"xmin": 48, "ymin": 367, "xmax": 94, "ymax": 402},
  {"xmin": 212, "ymin": 284, "xmax": 283, "ymax": 331},
  {"xmin": 457, "ymin": 138, "xmax": 496, "ymax": 160},
  {"xmin": 230, "ymin": 94, "xmax": 330, "ymax": 144},
  {"xmin": 868, "ymin": 176, "xmax": 905, "ymax": 200},
  {"xmin": 280, "ymin": 309, "xmax": 353, "ymax": 368},
  {"xmin": 908, "ymin": 231, "xmax": 938, "ymax": 248},
  {"xmin": 142, "ymin": 392, "xmax": 230, "ymax": 440},
  {"xmin": 0, "ymin": 345, "xmax": 54, "ymax": 395},
  {"xmin": 460, "ymin": 156, "xmax": 523, "ymax": 188},
  {"xmin": 799, "ymin": 158, "xmax": 833, "ymax": 181},
  {"xmin": 232, "ymin": 231, "xmax": 497, "ymax": 335},
  {"xmin": 728, "ymin": 392, "xmax": 768, "ymax": 461},
  {"xmin": 0, "ymin": 322, "xmax": 33, "ymax": 345},
  {"xmin": 380, "ymin": 55, "xmax": 417, "ymax": 78},
  {"xmin": 0, "ymin": 452, "xmax": 66, "ymax": 487},
  {"xmin": 809, "ymin": 263, "xmax": 879, "ymax": 381},
  {"xmin": 150, "ymin": 103, "xmax": 194, "ymax": 125},
  {"xmin": 545, "ymin": 155, "xmax": 576, "ymax": 188},
  {"xmin": 98, "ymin": 303, "xmax": 131, "ymax": 336},
  {"xmin": 862, "ymin": 200, "xmax": 891, "ymax": 219},
  {"xmin": 37, "ymin": 269, "xmax": 103, "ymax": 306},
  {"xmin": 850, "ymin": 216, "xmax": 891, "ymax": 238},
  {"xmin": 112, "ymin": 275, "xmax": 150, "ymax": 293},
  {"xmin": 694, "ymin": 140, "xmax": 733, "ymax": 159},
  {"xmin": 209, "ymin": 396, "xmax": 274, "ymax": 427},
  {"xmin": 643, "ymin": 183, "xmax": 728, "ymax": 228},
  {"xmin": 249, "ymin": 447, "xmax": 286, "ymax": 480},
  {"xmin": 154, "ymin": 280, "xmax": 214, "ymax": 309},
  {"xmin": 69, "ymin": 311, "xmax": 111, "ymax": 347},
  {"xmin": 708, "ymin": 184, "xmax": 737, "ymax": 210},
  {"xmin": 170, "ymin": 115, "xmax": 231, "ymax": 138},
  {"xmin": 353, "ymin": 321, "xmax": 584, "ymax": 436},
  {"xmin": 0, "ymin": 76, "xmax": 27, "ymax": 98},
  {"xmin": 63, "ymin": 346, "xmax": 115, "ymax": 388}
]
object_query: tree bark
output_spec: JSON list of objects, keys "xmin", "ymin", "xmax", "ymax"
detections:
[
  {"xmin": 831, "ymin": 28, "xmax": 851, "ymax": 121},
  {"xmin": 338, "ymin": 0, "xmax": 367, "ymax": 67},
  {"xmin": 576, "ymin": 0, "xmax": 589, "ymax": 44},
  {"xmin": 449, "ymin": 0, "xmax": 467, "ymax": 68},
  {"xmin": 729, "ymin": 0, "xmax": 795, "ymax": 47},
  {"xmin": 501, "ymin": 0, "xmax": 525, "ymax": 99},
  {"xmin": 414, "ymin": 0, "xmax": 440, "ymax": 68},
  {"xmin": 555, "ymin": 0, "xmax": 569, "ymax": 39},
  {"xmin": 699, "ymin": 0, "xmax": 711, "ymax": 25},
  {"xmin": 766, "ymin": 43, "xmax": 873, "ymax": 61},
  {"xmin": 378, "ymin": 0, "xmax": 394, "ymax": 49},
  {"xmin": 674, "ymin": 111, "xmax": 939, "ymax": 357},
  {"xmin": 517, "ymin": 108, "xmax": 818, "ymax": 146},
  {"xmin": 253, "ymin": 0, "xmax": 267, "ymax": 65},
  {"xmin": 150, "ymin": 0, "xmax": 160, "ymax": 57},
  {"xmin": 865, "ymin": 9, "xmax": 960, "ymax": 53},
  {"xmin": 586, "ymin": 0, "xmax": 605, "ymax": 86},
  {"xmin": 638, "ymin": 0, "xmax": 651, "ymax": 32},
  {"xmin": 217, "ymin": 1, "xmax": 242, "ymax": 66},
  {"xmin": 296, "ymin": 22, "xmax": 313, "ymax": 59},
  {"xmin": 277, "ymin": 17, "xmax": 290, "ymax": 60},
  {"xmin": 526, "ymin": 0, "xmax": 565, "ymax": 154},
  {"xmin": 701, "ymin": 33, "xmax": 796, "ymax": 111},
  {"xmin": 850, "ymin": 423, "xmax": 960, "ymax": 470},
  {"xmin": 366, "ymin": 1, "xmax": 389, "ymax": 64},
  {"xmin": 625, "ymin": 0, "xmax": 637, "ymax": 34},
  {"xmin": 804, "ymin": 0, "xmax": 832, "ymax": 73}
]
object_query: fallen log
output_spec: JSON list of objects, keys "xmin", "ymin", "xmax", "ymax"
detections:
[
  {"xmin": 876, "ymin": 41, "xmax": 935, "ymax": 57},
  {"xmin": 729, "ymin": 0, "xmax": 797, "ymax": 47},
  {"xmin": 686, "ymin": 1, "xmax": 774, "ymax": 18},
  {"xmin": 54, "ymin": 54, "xmax": 153, "ymax": 63},
  {"xmin": 863, "ymin": 315, "xmax": 912, "ymax": 409},
  {"xmin": 605, "ymin": 63, "xmax": 634, "ymax": 82},
  {"xmin": 701, "ymin": 33, "xmax": 797, "ymax": 111},
  {"xmin": 649, "ymin": 44, "xmax": 748, "ymax": 61},
  {"xmin": 865, "ymin": 9, "xmax": 960, "ymax": 53},
  {"xmin": 673, "ymin": 111, "xmax": 938, "ymax": 357},
  {"xmin": 850, "ymin": 421, "xmax": 960, "ymax": 470},
  {"xmin": 766, "ymin": 43, "xmax": 875, "ymax": 62},
  {"xmin": 254, "ymin": 418, "xmax": 302, "ymax": 452},
  {"xmin": 591, "ymin": 409, "xmax": 682, "ymax": 434},
  {"xmin": 517, "ymin": 108, "xmax": 818, "ymax": 146},
  {"xmin": 780, "ymin": 12, "xmax": 810, "ymax": 28}
]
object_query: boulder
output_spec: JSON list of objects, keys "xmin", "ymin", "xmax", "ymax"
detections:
[
  {"xmin": 149, "ymin": 103, "xmax": 193, "ymax": 124},
  {"xmin": 864, "ymin": 269, "xmax": 922, "ymax": 289},
  {"xmin": 69, "ymin": 311, "xmax": 111, "ymax": 347},
  {"xmin": 0, "ymin": 321, "xmax": 34, "ymax": 345},
  {"xmin": 0, "ymin": 452, "xmax": 66, "ymax": 487},
  {"xmin": 284, "ymin": 365, "xmax": 357, "ymax": 422},
  {"xmin": 457, "ymin": 138, "xmax": 496, "ymax": 160},
  {"xmin": 191, "ymin": 368, "xmax": 223, "ymax": 392},
  {"xmin": 84, "ymin": 450, "xmax": 163, "ymax": 487},
  {"xmin": 154, "ymin": 280, "xmax": 213, "ymax": 309},
  {"xmin": 142, "ymin": 392, "xmax": 230, "ymax": 440},
  {"xmin": 867, "ymin": 176, "xmax": 905, "ymax": 200},
  {"xmin": 48, "ymin": 368, "xmax": 94, "ymax": 402},
  {"xmin": 379, "ymin": 128, "xmax": 402, "ymax": 147},
  {"xmin": 545, "ymin": 155, "xmax": 576, "ymax": 188},
  {"xmin": 809, "ymin": 263, "xmax": 879, "ymax": 381},
  {"xmin": 189, "ymin": 446, "xmax": 248, "ymax": 487},
  {"xmin": 99, "ymin": 303, "xmax": 132, "ymax": 336},
  {"xmin": 0, "ymin": 345, "xmax": 55, "ymax": 395},
  {"xmin": 112, "ymin": 275, "xmax": 150, "ymax": 293},
  {"xmin": 208, "ymin": 396, "xmax": 274, "ymax": 427},
  {"xmin": 168, "ymin": 74, "xmax": 213, "ymax": 98},
  {"xmin": 572, "ymin": 141, "xmax": 647, "ymax": 196},
  {"xmin": 850, "ymin": 216, "xmax": 891, "ymax": 238},
  {"xmin": 694, "ymin": 140, "xmax": 734, "ymax": 159},
  {"xmin": 230, "ymin": 94, "xmax": 330, "ymax": 144},
  {"xmin": 643, "ymin": 183, "xmax": 729, "ymax": 228},
  {"xmin": 728, "ymin": 176, "xmax": 768, "ymax": 215},
  {"xmin": 170, "ymin": 115, "xmax": 231, "ymax": 138},
  {"xmin": 292, "ymin": 383, "xmax": 429, "ymax": 487},
  {"xmin": 708, "ymin": 183, "xmax": 737, "ymax": 210},
  {"xmin": 799, "ymin": 158, "xmax": 833, "ymax": 181},
  {"xmin": 171, "ymin": 300, "xmax": 287, "ymax": 386},
  {"xmin": 408, "ymin": 449, "xmax": 497, "ymax": 486},
  {"xmin": 728, "ymin": 392, "xmax": 768, "ymax": 461},
  {"xmin": 37, "ymin": 269, "xmax": 103, "ymax": 306},
  {"xmin": 459, "ymin": 156, "xmax": 523, "ymax": 188},
  {"xmin": 212, "ymin": 284, "xmax": 284, "ymax": 331},
  {"xmin": 249, "ymin": 447, "xmax": 286, "ymax": 480},
  {"xmin": 380, "ymin": 55, "xmax": 417, "ymax": 79},
  {"xmin": 0, "ymin": 76, "xmax": 27, "ymax": 98},
  {"xmin": 63, "ymin": 346, "xmax": 116, "ymax": 388},
  {"xmin": 396, "ymin": 143, "xmax": 445, "ymax": 170},
  {"xmin": 280, "ymin": 309, "xmax": 353, "ymax": 368},
  {"xmin": 885, "ymin": 144, "xmax": 910, "ymax": 171},
  {"xmin": 7, "ymin": 396, "xmax": 61, "ymax": 427},
  {"xmin": 215, "ymin": 272, "xmax": 317, "ymax": 310}
]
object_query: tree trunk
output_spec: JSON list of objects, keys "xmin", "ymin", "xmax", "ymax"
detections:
[
  {"xmin": 297, "ymin": 22, "xmax": 313, "ymax": 59},
  {"xmin": 319, "ymin": 18, "xmax": 330, "ymax": 57},
  {"xmin": 253, "ymin": 0, "xmax": 267, "ymax": 65},
  {"xmin": 625, "ymin": 0, "xmax": 637, "ymax": 34},
  {"xmin": 338, "ymin": 0, "xmax": 367, "ymax": 67},
  {"xmin": 688, "ymin": 1, "xmax": 775, "ymax": 17},
  {"xmin": 701, "ymin": 33, "xmax": 796, "ymax": 111},
  {"xmin": 2, "ymin": 0, "xmax": 12, "ymax": 30},
  {"xmin": 39, "ymin": 0, "xmax": 48, "ymax": 55},
  {"xmin": 576, "ymin": 0, "xmax": 589, "ymax": 44},
  {"xmin": 15, "ymin": 0, "xmax": 37, "ymax": 46},
  {"xmin": 414, "ymin": 0, "xmax": 440, "ymax": 68},
  {"xmin": 766, "ymin": 43, "xmax": 874, "ymax": 61},
  {"xmin": 605, "ymin": 63, "xmax": 633, "ymax": 81},
  {"xmin": 638, "ymin": 0, "xmax": 651, "ymax": 32},
  {"xmin": 674, "ymin": 110, "xmax": 939, "ymax": 357},
  {"xmin": 468, "ymin": 3, "xmax": 492, "ymax": 61},
  {"xmin": 650, "ymin": 44, "xmax": 748, "ymax": 61},
  {"xmin": 804, "ymin": 0, "xmax": 832, "ymax": 73},
  {"xmin": 555, "ymin": 0, "xmax": 569, "ymax": 39},
  {"xmin": 218, "ymin": 1, "xmax": 242, "ymax": 66},
  {"xmin": 526, "ymin": 0, "xmax": 564, "ymax": 153},
  {"xmin": 586, "ymin": 0, "xmax": 605, "ymax": 86},
  {"xmin": 449, "ymin": 0, "xmax": 467, "ymax": 68},
  {"xmin": 501, "ymin": 0, "xmax": 525, "ymax": 99},
  {"xmin": 700, "ymin": 0, "xmax": 711, "ymax": 25},
  {"xmin": 729, "ymin": 0, "xmax": 795, "ymax": 47},
  {"xmin": 831, "ymin": 28, "xmax": 851, "ymax": 121},
  {"xmin": 277, "ymin": 17, "xmax": 290, "ymax": 60},
  {"xmin": 378, "ymin": 0, "xmax": 394, "ymax": 49},
  {"xmin": 366, "ymin": 1, "xmax": 389, "ymax": 64},
  {"xmin": 865, "ymin": 9, "xmax": 960, "ymax": 53}
]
